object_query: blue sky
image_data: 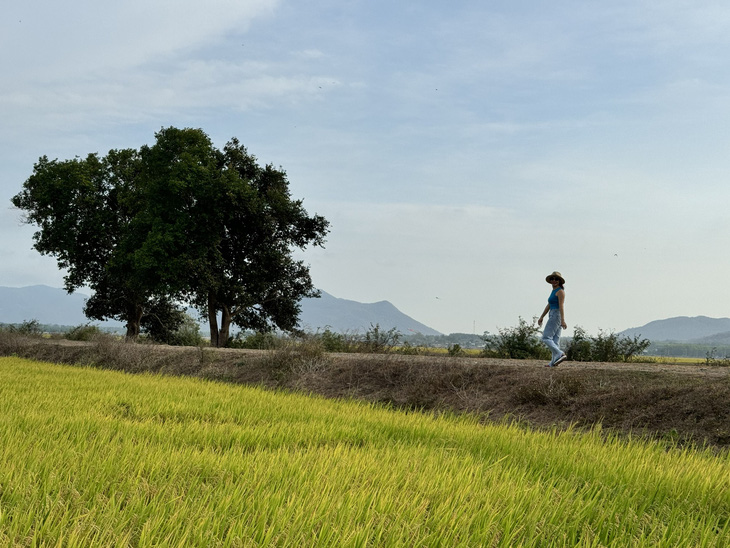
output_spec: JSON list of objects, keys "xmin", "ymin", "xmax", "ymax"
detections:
[{"xmin": 2, "ymin": 0, "xmax": 730, "ymax": 336}]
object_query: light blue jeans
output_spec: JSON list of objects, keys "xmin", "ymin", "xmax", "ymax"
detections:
[{"xmin": 542, "ymin": 309, "xmax": 564, "ymax": 365}]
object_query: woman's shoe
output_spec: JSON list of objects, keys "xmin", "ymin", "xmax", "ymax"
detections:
[{"xmin": 553, "ymin": 354, "xmax": 568, "ymax": 367}]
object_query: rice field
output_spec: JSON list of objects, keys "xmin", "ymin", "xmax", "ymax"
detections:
[{"xmin": 0, "ymin": 357, "xmax": 728, "ymax": 547}]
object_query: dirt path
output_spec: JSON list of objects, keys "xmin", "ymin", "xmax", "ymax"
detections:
[
  {"xmin": 49, "ymin": 338, "xmax": 730, "ymax": 377},
  {"xmin": 330, "ymin": 351, "xmax": 730, "ymax": 378}
]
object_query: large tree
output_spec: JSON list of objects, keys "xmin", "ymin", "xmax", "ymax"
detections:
[
  {"xmin": 12, "ymin": 127, "xmax": 329, "ymax": 345},
  {"xmin": 10, "ymin": 149, "xmax": 179, "ymax": 338},
  {"xmin": 139, "ymin": 128, "xmax": 330, "ymax": 346}
]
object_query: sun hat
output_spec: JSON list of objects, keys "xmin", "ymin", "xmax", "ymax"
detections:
[{"xmin": 545, "ymin": 271, "xmax": 565, "ymax": 285}]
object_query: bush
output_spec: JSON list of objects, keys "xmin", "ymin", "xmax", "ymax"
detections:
[
  {"xmin": 66, "ymin": 324, "xmax": 104, "ymax": 342},
  {"xmin": 447, "ymin": 344, "xmax": 465, "ymax": 357},
  {"xmin": 227, "ymin": 331, "xmax": 280, "ymax": 350},
  {"xmin": 565, "ymin": 326, "xmax": 592, "ymax": 362},
  {"xmin": 482, "ymin": 317, "xmax": 550, "ymax": 360},
  {"xmin": 5, "ymin": 319, "xmax": 45, "ymax": 337},
  {"xmin": 616, "ymin": 333, "xmax": 652, "ymax": 362},
  {"xmin": 168, "ymin": 314, "xmax": 204, "ymax": 347},
  {"xmin": 395, "ymin": 341, "xmax": 423, "ymax": 356},
  {"xmin": 357, "ymin": 324, "xmax": 401, "ymax": 353},
  {"xmin": 565, "ymin": 327, "xmax": 650, "ymax": 362},
  {"xmin": 316, "ymin": 327, "xmax": 352, "ymax": 353}
]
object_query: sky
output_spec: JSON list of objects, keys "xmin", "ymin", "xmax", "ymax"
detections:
[{"xmin": 2, "ymin": 0, "xmax": 730, "ymax": 336}]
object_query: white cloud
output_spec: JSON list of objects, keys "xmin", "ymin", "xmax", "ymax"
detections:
[{"xmin": 3, "ymin": 0, "xmax": 280, "ymax": 76}]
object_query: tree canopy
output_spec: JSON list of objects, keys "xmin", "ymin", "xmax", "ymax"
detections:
[{"xmin": 12, "ymin": 127, "xmax": 329, "ymax": 345}]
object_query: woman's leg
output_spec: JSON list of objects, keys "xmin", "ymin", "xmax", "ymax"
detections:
[{"xmin": 541, "ymin": 311, "xmax": 563, "ymax": 364}]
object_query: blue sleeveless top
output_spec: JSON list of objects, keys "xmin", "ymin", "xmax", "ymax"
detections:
[{"xmin": 548, "ymin": 287, "xmax": 562, "ymax": 310}]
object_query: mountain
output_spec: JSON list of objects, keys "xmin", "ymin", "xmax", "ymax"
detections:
[
  {"xmin": 0, "ymin": 286, "xmax": 441, "ymax": 336},
  {"xmin": 298, "ymin": 291, "xmax": 441, "ymax": 336},
  {"xmin": 0, "ymin": 285, "xmax": 119, "ymax": 326},
  {"xmin": 620, "ymin": 316, "xmax": 730, "ymax": 342}
]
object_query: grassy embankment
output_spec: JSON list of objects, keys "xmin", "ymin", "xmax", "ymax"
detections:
[{"xmin": 1, "ymin": 357, "xmax": 729, "ymax": 546}]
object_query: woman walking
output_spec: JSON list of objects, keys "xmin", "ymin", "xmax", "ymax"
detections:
[{"xmin": 537, "ymin": 271, "xmax": 567, "ymax": 367}]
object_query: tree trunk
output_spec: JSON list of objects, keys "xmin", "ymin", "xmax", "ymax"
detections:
[
  {"xmin": 208, "ymin": 291, "xmax": 220, "ymax": 347},
  {"xmin": 207, "ymin": 292, "xmax": 233, "ymax": 348},
  {"xmin": 219, "ymin": 305, "xmax": 231, "ymax": 347},
  {"xmin": 125, "ymin": 303, "xmax": 143, "ymax": 340}
]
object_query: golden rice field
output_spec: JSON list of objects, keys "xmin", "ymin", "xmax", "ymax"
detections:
[{"xmin": 0, "ymin": 357, "xmax": 728, "ymax": 547}]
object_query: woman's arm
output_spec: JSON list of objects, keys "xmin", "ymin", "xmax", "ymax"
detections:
[
  {"xmin": 537, "ymin": 304, "xmax": 550, "ymax": 326},
  {"xmin": 558, "ymin": 289, "xmax": 567, "ymax": 329}
]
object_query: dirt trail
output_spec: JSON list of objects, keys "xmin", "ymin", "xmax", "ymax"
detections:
[{"xmin": 331, "ymin": 351, "xmax": 730, "ymax": 378}]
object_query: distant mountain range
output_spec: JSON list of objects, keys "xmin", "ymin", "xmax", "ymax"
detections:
[
  {"xmin": 0, "ymin": 286, "xmax": 442, "ymax": 336},
  {"xmin": 8, "ymin": 285, "xmax": 729, "ymax": 342},
  {"xmin": 298, "ymin": 291, "xmax": 441, "ymax": 336},
  {"xmin": 620, "ymin": 316, "xmax": 730, "ymax": 343},
  {"xmin": 0, "ymin": 285, "xmax": 96, "ymax": 327}
]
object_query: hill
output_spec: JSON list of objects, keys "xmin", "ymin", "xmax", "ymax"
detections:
[
  {"xmin": 0, "ymin": 285, "xmax": 113, "ymax": 327},
  {"xmin": 0, "ymin": 286, "xmax": 441, "ymax": 336},
  {"xmin": 620, "ymin": 316, "xmax": 730, "ymax": 342},
  {"xmin": 298, "ymin": 291, "xmax": 441, "ymax": 336}
]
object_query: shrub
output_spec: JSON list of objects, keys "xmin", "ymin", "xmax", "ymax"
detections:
[
  {"xmin": 357, "ymin": 324, "xmax": 401, "ymax": 353},
  {"xmin": 565, "ymin": 326, "xmax": 592, "ymax": 362},
  {"xmin": 66, "ymin": 324, "xmax": 104, "ymax": 342},
  {"xmin": 227, "ymin": 331, "xmax": 280, "ymax": 350},
  {"xmin": 9, "ymin": 319, "xmax": 44, "ymax": 337},
  {"xmin": 447, "ymin": 344, "xmax": 465, "ymax": 357},
  {"xmin": 316, "ymin": 327, "xmax": 352, "ymax": 353},
  {"xmin": 616, "ymin": 333, "xmax": 651, "ymax": 362},
  {"xmin": 482, "ymin": 317, "xmax": 550, "ymax": 360},
  {"xmin": 395, "ymin": 341, "xmax": 423, "ymax": 355},
  {"xmin": 589, "ymin": 330, "xmax": 624, "ymax": 362},
  {"xmin": 565, "ymin": 327, "xmax": 650, "ymax": 362},
  {"xmin": 167, "ymin": 314, "xmax": 204, "ymax": 347}
]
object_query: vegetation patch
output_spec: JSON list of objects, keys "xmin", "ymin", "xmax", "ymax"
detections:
[{"xmin": 1, "ymin": 356, "xmax": 729, "ymax": 546}]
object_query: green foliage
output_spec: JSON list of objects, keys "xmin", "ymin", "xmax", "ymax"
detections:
[
  {"xmin": 15, "ymin": 319, "xmax": 43, "ymax": 337},
  {"xmin": 65, "ymin": 324, "xmax": 103, "ymax": 342},
  {"xmin": 447, "ymin": 344, "xmax": 465, "ymax": 357},
  {"xmin": 396, "ymin": 341, "xmax": 424, "ymax": 356},
  {"xmin": 227, "ymin": 331, "xmax": 280, "ymax": 350},
  {"xmin": 12, "ymin": 149, "xmax": 173, "ymax": 338},
  {"xmin": 140, "ymin": 301, "xmax": 189, "ymax": 345},
  {"xmin": 0, "ymin": 320, "xmax": 44, "ymax": 337},
  {"xmin": 482, "ymin": 317, "xmax": 550, "ymax": 360},
  {"xmin": 166, "ymin": 314, "xmax": 204, "ymax": 347},
  {"xmin": 565, "ymin": 327, "xmax": 651, "ymax": 362},
  {"xmin": 565, "ymin": 326, "xmax": 592, "ymax": 361},
  {"xmin": 358, "ymin": 323, "xmax": 401, "ymax": 353},
  {"xmin": 13, "ymin": 127, "xmax": 329, "ymax": 345},
  {"xmin": 316, "ymin": 327, "xmax": 351, "ymax": 353}
]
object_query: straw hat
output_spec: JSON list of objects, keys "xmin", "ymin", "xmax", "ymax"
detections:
[{"xmin": 545, "ymin": 271, "xmax": 565, "ymax": 285}]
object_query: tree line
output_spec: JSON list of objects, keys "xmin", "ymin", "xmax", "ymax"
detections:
[{"xmin": 12, "ymin": 127, "xmax": 329, "ymax": 347}]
